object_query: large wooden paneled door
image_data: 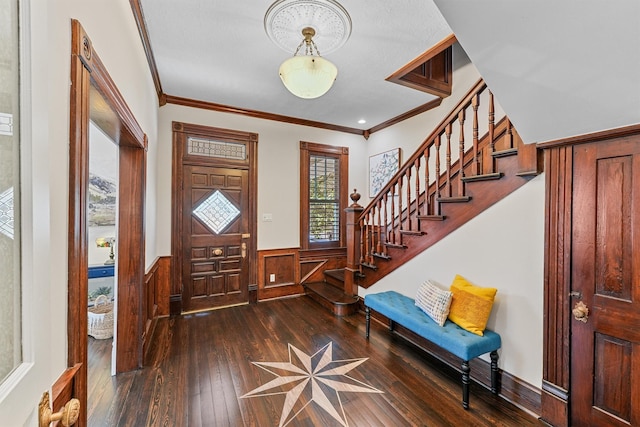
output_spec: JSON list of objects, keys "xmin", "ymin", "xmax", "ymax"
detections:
[
  {"xmin": 172, "ymin": 122, "xmax": 258, "ymax": 314},
  {"xmin": 182, "ymin": 165, "xmax": 250, "ymax": 311},
  {"xmin": 570, "ymin": 137, "xmax": 640, "ymax": 426}
]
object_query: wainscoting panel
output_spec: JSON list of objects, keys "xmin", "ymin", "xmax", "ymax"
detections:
[
  {"xmin": 257, "ymin": 248, "xmax": 347, "ymax": 301},
  {"xmin": 257, "ymin": 248, "xmax": 302, "ymax": 300},
  {"xmin": 143, "ymin": 256, "xmax": 171, "ymax": 358}
]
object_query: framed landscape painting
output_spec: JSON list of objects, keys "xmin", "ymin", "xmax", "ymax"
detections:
[{"xmin": 369, "ymin": 148, "xmax": 401, "ymax": 197}]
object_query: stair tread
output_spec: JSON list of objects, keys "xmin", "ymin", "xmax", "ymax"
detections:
[
  {"xmin": 493, "ymin": 148, "xmax": 518, "ymax": 158},
  {"xmin": 418, "ymin": 215, "xmax": 446, "ymax": 221},
  {"xmin": 400, "ymin": 229, "xmax": 426, "ymax": 236},
  {"xmin": 437, "ymin": 196, "xmax": 472, "ymax": 203},
  {"xmin": 384, "ymin": 243, "xmax": 407, "ymax": 249},
  {"xmin": 305, "ymin": 282, "xmax": 358, "ymax": 305},
  {"xmin": 516, "ymin": 170, "xmax": 541, "ymax": 177},
  {"xmin": 462, "ymin": 172, "xmax": 503, "ymax": 182},
  {"xmin": 361, "ymin": 262, "xmax": 379, "ymax": 270},
  {"xmin": 324, "ymin": 269, "xmax": 345, "ymax": 282}
]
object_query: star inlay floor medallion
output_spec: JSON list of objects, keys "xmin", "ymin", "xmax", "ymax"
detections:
[{"xmin": 241, "ymin": 342, "xmax": 383, "ymax": 427}]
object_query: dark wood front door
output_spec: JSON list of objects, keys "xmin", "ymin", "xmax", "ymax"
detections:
[
  {"xmin": 571, "ymin": 138, "xmax": 640, "ymax": 426},
  {"xmin": 182, "ymin": 165, "xmax": 250, "ymax": 312}
]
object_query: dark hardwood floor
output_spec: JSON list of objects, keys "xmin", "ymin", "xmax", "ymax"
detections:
[{"xmin": 88, "ymin": 296, "xmax": 541, "ymax": 426}]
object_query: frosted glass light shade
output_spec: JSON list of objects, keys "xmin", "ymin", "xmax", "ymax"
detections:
[{"xmin": 279, "ymin": 55, "xmax": 338, "ymax": 99}]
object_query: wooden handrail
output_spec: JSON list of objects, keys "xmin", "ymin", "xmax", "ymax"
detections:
[
  {"xmin": 361, "ymin": 78, "xmax": 487, "ymax": 215},
  {"xmin": 356, "ymin": 78, "xmax": 505, "ymax": 274}
]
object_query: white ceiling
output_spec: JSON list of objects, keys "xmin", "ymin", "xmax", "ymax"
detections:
[
  {"xmin": 139, "ymin": 0, "xmax": 453, "ymax": 131},
  {"xmin": 434, "ymin": 0, "xmax": 640, "ymax": 144},
  {"xmin": 139, "ymin": 0, "xmax": 640, "ymax": 142}
]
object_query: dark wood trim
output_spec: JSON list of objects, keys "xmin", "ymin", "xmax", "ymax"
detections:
[
  {"xmin": 386, "ymin": 34, "xmax": 456, "ymax": 98},
  {"xmin": 51, "ymin": 364, "xmax": 81, "ymax": 416},
  {"xmin": 68, "ymin": 22, "xmax": 90, "ymax": 427},
  {"xmin": 165, "ymin": 94, "xmax": 445, "ymax": 139},
  {"xmin": 117, "ymin": 144, "xmax": 147, "ymax": 372},
  {"xmin": 539, "ymin": 125, "xmax": 640, "ymax": 426},
  {"xmin": 367, "ymin": 98, "xmax": 443, "ymax": 135},
  {"xmin": 171, "ymin": 121, "xmax": 258, "ymax": 313},
  {"xmin": 142, "ymin": 256, "xmax": 171, "ymax": 359},
  {"xmin": 299, "ymin": 141, "xmax": 349, "ymax": 250},
  {"xmin": 165, "ymin": 94, "xmax": 365, "ymax": 136},
  {"xmin": 69, "ymin": 20, "xmax": 148, "ymax": 425},
  {"xmin": 256, "ymin": 247, "xmax": 348, "ymax": 301},
  {"xmin": 169, "ymin": 295, "xmax": 182, "ymax": 317},
  {"xmin": 386, "ymin": 34, "xmax": 457, "ymax": 83},
  {"xmin": 298, "ymin": 247, "xmax": 347, "ymax": 259},
  {"xmin": 539, "ymin": 145, "xmax": 573, "ymax": 427},
  {"xmin": 257, "ymin": 248, "xmax": 303, "ymax": 300},
  {"xmin": 148, "ymin": 256, "xmax": 171, "ymax": 317},
  {"xmin": 362, "ymin": 302, "xmax": 542, "ymax": 418},
  {"xmin": 537, "ymin": 123, "xmax": 640, "ymax": 149},
  {"xmin": 129, "ymin": 0, "xmax": 165, "ymax": 105},
  {"xmin": 84, "ymin": 56, "xmax": 145, "ymax": 150}
]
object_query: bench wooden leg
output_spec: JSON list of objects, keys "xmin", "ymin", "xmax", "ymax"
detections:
[
  {"xmin": 490, "ymin": 350, "xmax": 499, "ymax": 394},
  {"xmin": 365, "ymin": 307, "xmax": 371, "ymax": 339},
  {"xmin": 461, "ymin": 361, "xmax": 470, "ymax": 409}
]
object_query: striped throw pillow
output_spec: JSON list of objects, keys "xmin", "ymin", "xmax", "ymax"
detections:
[{"xmin": 415, "ymin": 280, "xmax": 453, "ymax": 326}]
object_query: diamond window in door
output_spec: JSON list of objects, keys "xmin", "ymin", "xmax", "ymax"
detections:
[{"xmin": 193, "ymin": 190, "xmax": 240, "ymax": 234}]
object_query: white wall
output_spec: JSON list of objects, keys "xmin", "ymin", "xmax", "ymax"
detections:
[
  {"xmin": 359, "ymin": 175, "xmax": 545, "ymax": 387},
  {"xmin": 4, "ymin": 0, "xmax": 159, "ymax": 424},
  {"xmin": 156, "ymin": 106, "xmax": 368, "ymax": 252}
]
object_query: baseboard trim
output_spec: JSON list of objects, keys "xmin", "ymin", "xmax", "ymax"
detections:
[{"xmin": 169, "ymin": 294, "xmax": 182, "ymax": 316}]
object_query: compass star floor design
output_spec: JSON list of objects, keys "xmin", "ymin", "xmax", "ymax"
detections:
[{"xmin": 241, "ymin": 342, "xmax": 383, "ymax": 427}]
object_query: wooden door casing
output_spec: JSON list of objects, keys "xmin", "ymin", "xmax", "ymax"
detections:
[
  {"xmin": 570, "ymin": 137, "xmax": 640, "ymax": 426},
  {"xmin": 171, "ymin": 122, "xmax": 258, "ymax": 315},
  {"xmin": 182, "ymin": 166, "xmax": 250, "ymax": 311}
]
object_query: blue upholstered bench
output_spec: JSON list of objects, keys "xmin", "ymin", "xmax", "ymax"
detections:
[{"xmin": 364, "ymin": 290, "xmax": 501, "ymax": 409}]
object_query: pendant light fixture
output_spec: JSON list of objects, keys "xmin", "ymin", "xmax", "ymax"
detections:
[
  {"xmin": 278, "ymin": 27, "xmax": 337, "ymax": 99},
  {"xmin": 264, "ymin": 0, "xmax": 351, "ymax": 99}
]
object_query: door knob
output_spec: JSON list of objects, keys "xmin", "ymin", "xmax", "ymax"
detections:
[
  {"xmin": 572, "ymin": 301, "xmax": 589, "ymax": 323},
  {"xmin": 241, "ymin": 242, "xmax": 246, "ymax": 258},
  {"xmin": 39, "ymin": 391, "xmax": 80, "ymax": 427},
  {"xmin": 212, "ymin": 248, "xmax": 223, "ymax": 256}
]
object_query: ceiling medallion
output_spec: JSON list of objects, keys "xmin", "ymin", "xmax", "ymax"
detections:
[
  {"xmin": 264, "ymin": 0, "xmax": 352, "ymax": 56},
  {"xmin": 265, "ymin": 0, "xmax": 351, "ymax": 99}
]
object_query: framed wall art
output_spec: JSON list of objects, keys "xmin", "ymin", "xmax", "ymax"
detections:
[{"xmin": 369, "ymin": 148, "xmax": 401, "ymax": 197}]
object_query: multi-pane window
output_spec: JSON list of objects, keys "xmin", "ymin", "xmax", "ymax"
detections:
[
  {"xmin": 300, "ymin": 142, "xmax": 348, "ymax": 249},
  {"xmin": 309, "ymin": 155, "xmax": 340, "ymax": 243}
]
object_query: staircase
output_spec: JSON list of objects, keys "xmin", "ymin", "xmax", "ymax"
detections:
[{"xmin": 305, "ymin": 79, "xmax": 542, "ymax": 313}]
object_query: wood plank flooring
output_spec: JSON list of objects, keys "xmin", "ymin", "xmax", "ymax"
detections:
[{"xmin": 88, "ymin": 296, "xmax": 541, "ymax": 426}]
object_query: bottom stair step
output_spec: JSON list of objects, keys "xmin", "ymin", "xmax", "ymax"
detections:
[{"xmin": 304, "ymin": 282, "xmax": 359, "ymax": 316}]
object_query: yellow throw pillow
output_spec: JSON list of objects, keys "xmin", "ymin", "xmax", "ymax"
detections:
[{"xmin": 448, "ymin": 274, "xmax": 497, "ymax": 336}]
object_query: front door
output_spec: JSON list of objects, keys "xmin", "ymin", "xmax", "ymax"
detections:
[
  {"xmin": 182, "ymin": 165, "xmax": 250, "ymax": 312},
  {"xmin": 570, "ymin": 137, "xmax": 640, "ymax": 426}
]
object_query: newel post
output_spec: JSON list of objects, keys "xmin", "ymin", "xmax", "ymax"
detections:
[{"xmin": 345, "ymin": 189, "xmax": 363, "ymax": 296}]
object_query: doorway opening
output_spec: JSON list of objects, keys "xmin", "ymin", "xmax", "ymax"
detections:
[{"xmin": 68, "ymin": 20, "xmax": 147, "ymax": 425}]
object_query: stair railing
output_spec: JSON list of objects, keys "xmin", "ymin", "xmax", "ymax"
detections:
[{"xmin": 358, "ymin": 78, "xmax": 505, "ymax": 271}]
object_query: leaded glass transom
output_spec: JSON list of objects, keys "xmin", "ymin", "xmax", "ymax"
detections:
[
  {"xmin": 188, "ymin": 137, "xmax": 246, "ymax": 160},
  {"xmin": 193, "ymin": 190, "xmax": 240, "ymax": 234}
]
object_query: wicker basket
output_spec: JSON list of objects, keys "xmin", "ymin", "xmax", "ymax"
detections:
[{"xmin": 88, "ymin": 295, "xmax": 114, "ymax": 339}]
